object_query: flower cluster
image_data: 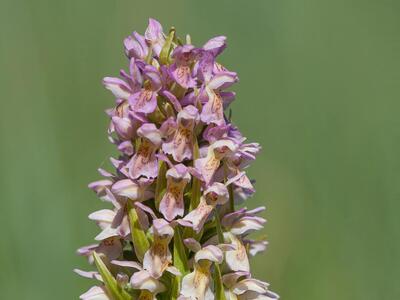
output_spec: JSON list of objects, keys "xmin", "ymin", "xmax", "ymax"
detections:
[{"xmin": 76, "ymin": 18, "xmax": 278, "ymax": 300}]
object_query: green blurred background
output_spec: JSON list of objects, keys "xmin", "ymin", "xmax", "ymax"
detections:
[{"xmin": 1, "ymin": 0, "xmax": 399, "ymax": 299}]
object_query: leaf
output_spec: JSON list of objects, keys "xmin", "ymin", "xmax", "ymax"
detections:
[
  {"xmin": 224, "ymin": 164, "xmax": 235, "ymax": 213},
  {"xmin": 214, "ymin": 210, "xmax": 226, "ymax": 300},
  {"xmin": 183, "ymin": 226, "xmax": 203, "ymax": 242},
  {"xmin": 213, "ymin": 264, "xmax": 227, "ymax": 300},
  {"xmin": 189, "ymin": 177, "xmax": 201, "ymax": 211},
  {"xmin": 92, "ymin": 252, "xmax": 131, "ymax": 300},
  {"xmin": 189, "ymin": 136, "xmax": 201, "ymax": 211},
  {"xmin": 170, "ymin": 273, "xmax": 180, "ymax": 300},
  {"xmin": 184, "ymin": 135, "xmax": 203, "ymax": 240},
  {"xmin": 148, "ymin": 105, "xmax": 166, "ymax": 124},
  {"xmin": 214, "ymin": 210, "xmax": 225, "ymax": 244},
  {"xmin": 158, "ymin": 272, "xmax": 174, "ymax": 300},
  {"xmin": 127, "ymin": 202, "xmax": 150, "ymax": 262},
  {"xmin": 172, "ymin": 226, "xmax": 189, "ymax": 299},
  {"xmin": 173, "ymin": 226, "xmax": 189, "ymax": 275},
  {"xmin": 227, "ymin": 183, "xmax": 235, "ymax": 213},
  {"xmin": 172, "ymin": 83, "xmax": 187, "ymax": 99},
  {"xmin": 154, "ymin": 160, "xmax": 167, "ymax": 210},
  {"xmin": 160, "ymin": 27, "xmax": 176, "ymax": 65},
  {"xmin": 134, "ymin": 138, "xmax": 141, "ymax": 153},
  {"xmin": 145, "ymin": 47, "xmax": 153, "ymax": 64}
]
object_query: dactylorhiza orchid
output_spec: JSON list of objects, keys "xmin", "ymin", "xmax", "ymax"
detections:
[{"xmin": 75, "ymin": 18, "xmax": 278, "ymax": 300}]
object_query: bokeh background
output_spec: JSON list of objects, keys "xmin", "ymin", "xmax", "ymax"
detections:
[{"xmin": 1, "ymin": 0, "xmax": 399, "ymax": 299}]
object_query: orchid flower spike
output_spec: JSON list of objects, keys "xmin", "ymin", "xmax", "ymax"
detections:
[{"xmin": 76, "ymin": 18, "xmax": 278, "ymax": 300}]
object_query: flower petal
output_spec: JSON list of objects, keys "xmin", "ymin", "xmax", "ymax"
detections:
[
  {"xmin": 138, "ymin": 123, "xmax": 162, "ymax": 147},
  {"xmin": 225, "ymin": 233, "xmax": 250, "ymax": 272},
  {"xmin": 111, "ymin": 179, "xmax": 140, "ymax": 199},
  {"xmin": 130, "ymin": 270, "xmax": 165, "ymax": 294},
  {"xmin": 183, "ymin": 238, "xmax": 201, "ymax": 253},
  {"xmin": 111, "ymin": 116, "xmax": 134, "ymax": 140},
  {"xmin": 74, "ymin": 269, "xmax": 103, "ymax": 282},
  {"xmin": 103, "ymin": 77, "xmax": 131, "ymax": 99},
  {"xmin": 111, "ymin": 260, "xmax": 142, "ymax": 270},
  {"xmin": 145, "ymin": 18, "xmax": 165, "ymax": 56},
  {"xmin": 208, "ymin": 71, "xmax": 238, "ymax": 90},
  {"xmin": 195, "ymin": 245, "xmax": 223, "ymax": 264},
  {"xmin": 129, "ymin": 89, "xmax": 158, "ymax": 114},
  {"xmin": 79, "ymin": 286, "xmax": 110, "ymax": 300},
  {"xmin": 204, "ymin": 182, "xmax": 229, "ymax": 205},
  {"xmin": 203, "ymin": 36, "xmax": 227, "ymax": 57}
]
